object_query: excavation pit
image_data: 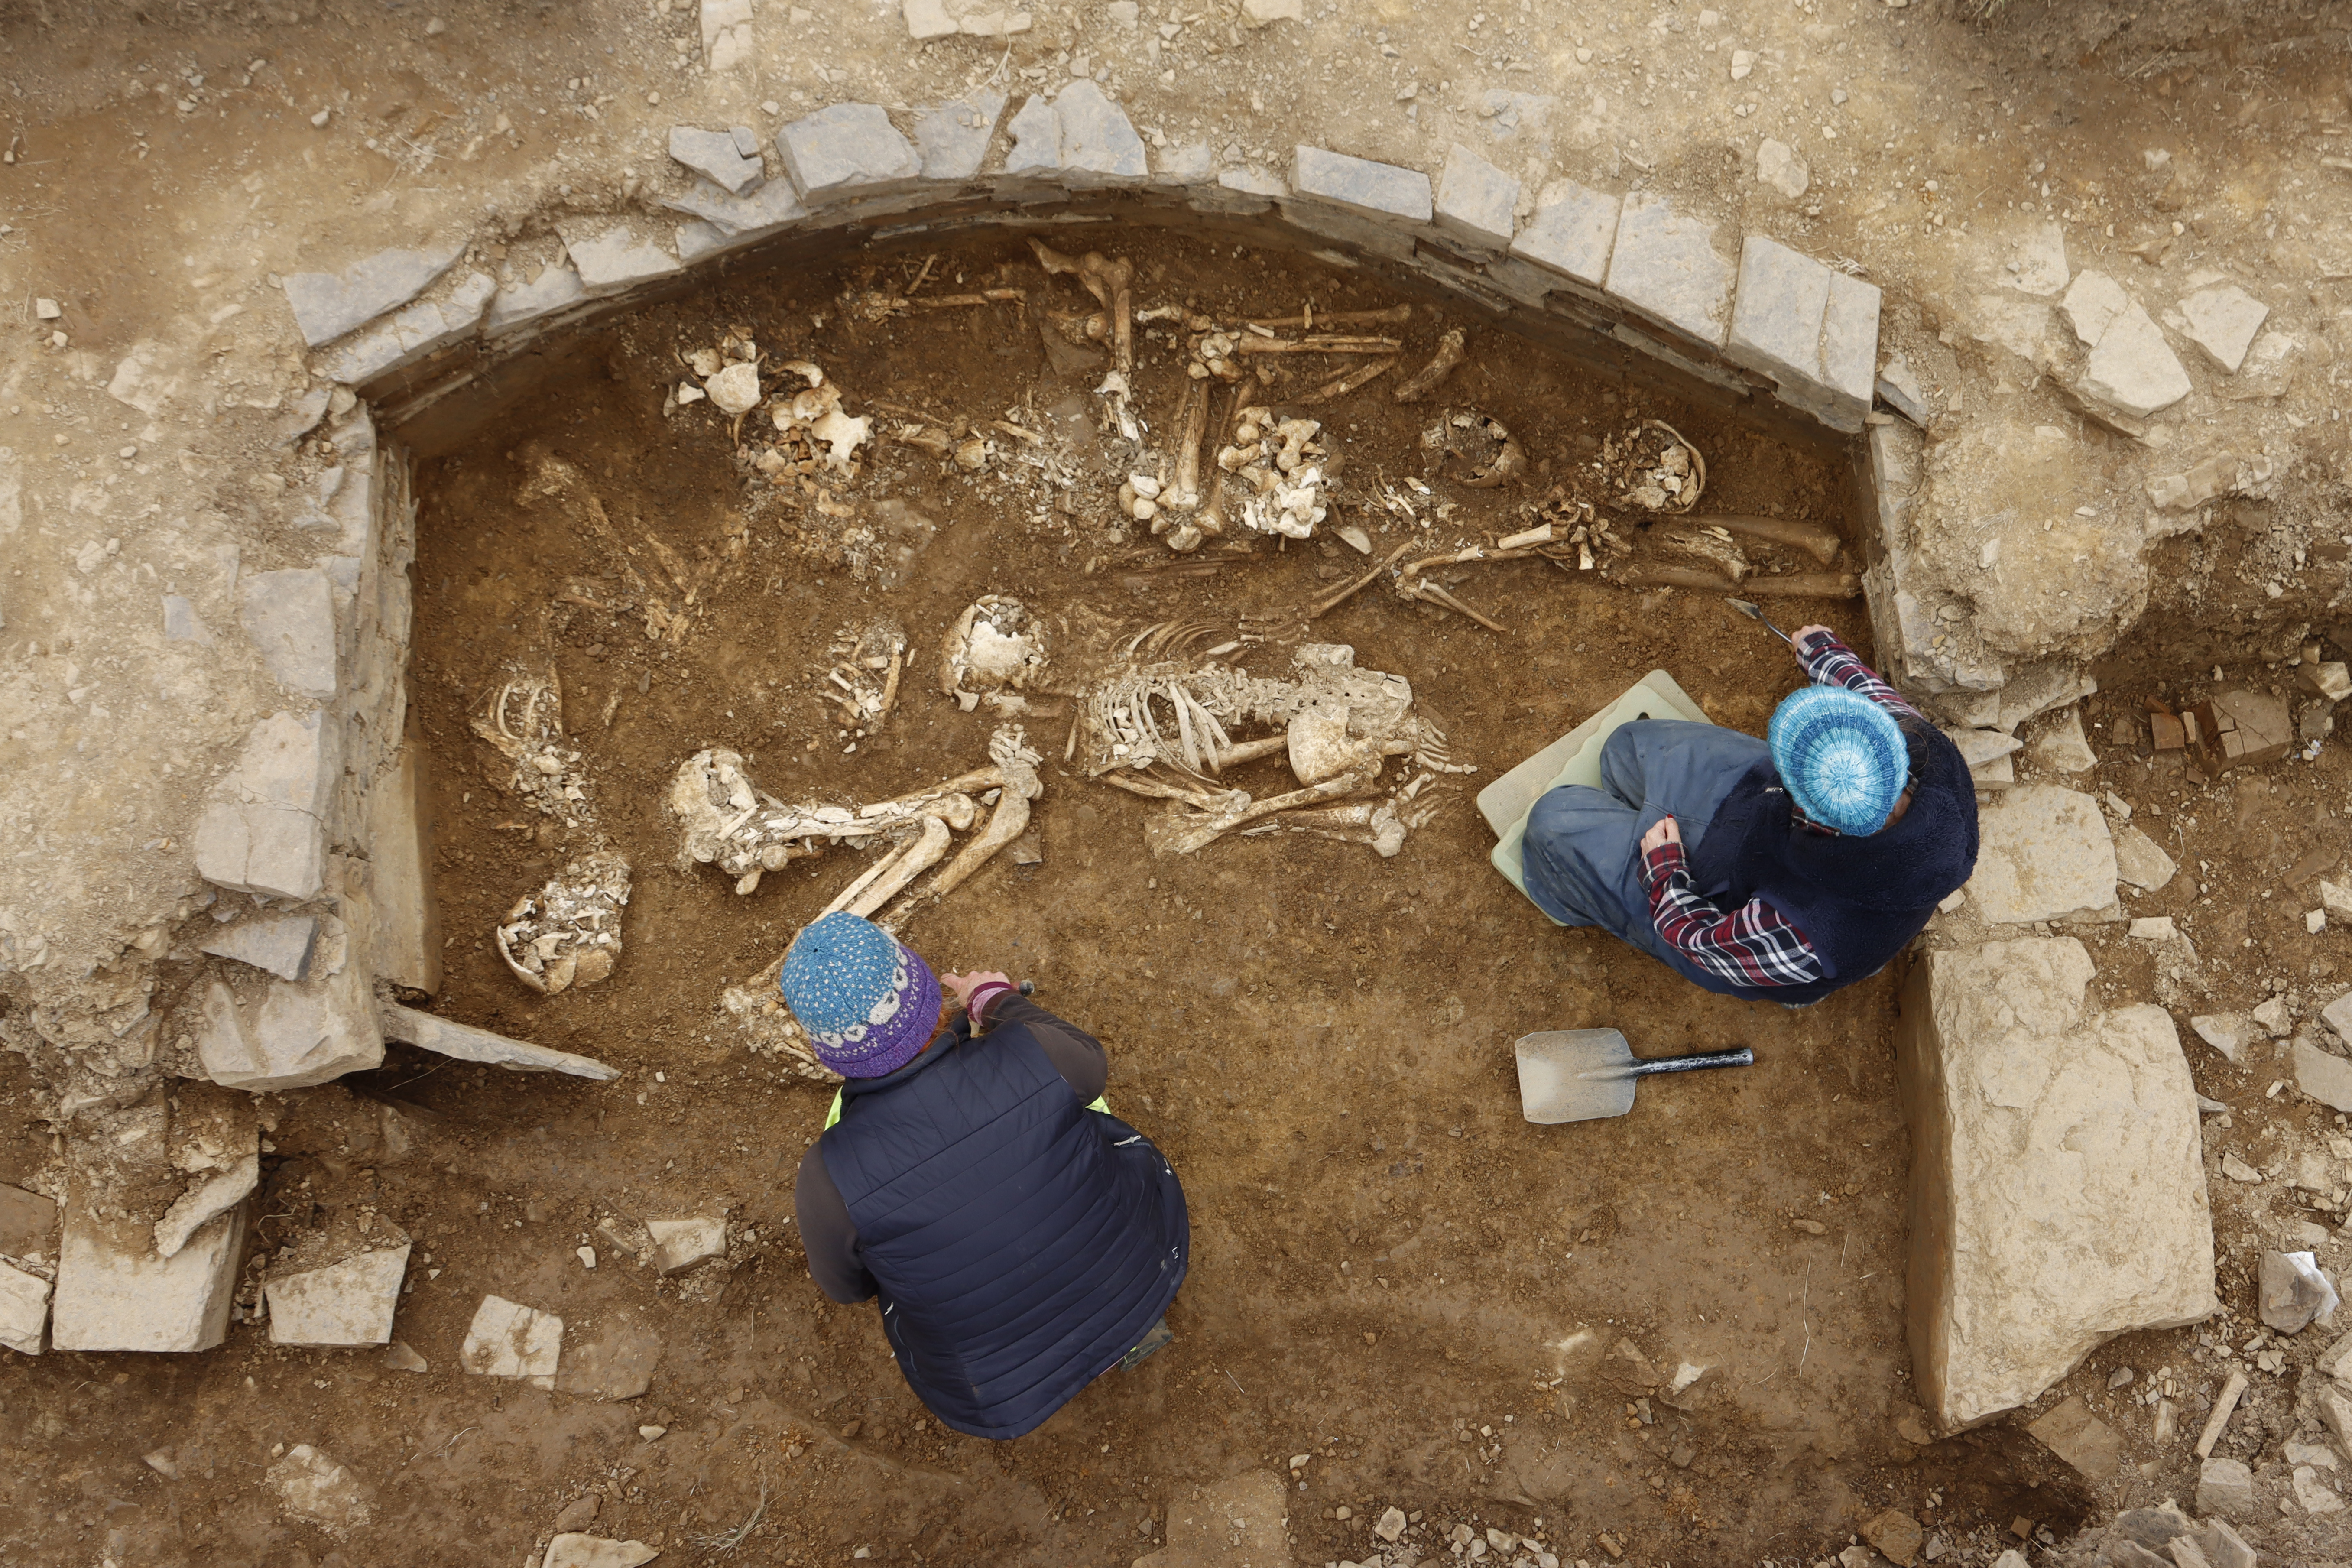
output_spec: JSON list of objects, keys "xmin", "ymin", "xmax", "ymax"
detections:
[{"xmin": 334, "ymin": 219, "xmax": 2086, "ymax": 1558}]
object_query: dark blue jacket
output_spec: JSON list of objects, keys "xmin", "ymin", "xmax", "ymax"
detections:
[
  {"xmin": 1684, "ymin": 727, "xmax": 1979, "ymax": 1005},
  {"xmin": 817, "ymin": 1018, "xmax": 1188, "ymax": 1440}
]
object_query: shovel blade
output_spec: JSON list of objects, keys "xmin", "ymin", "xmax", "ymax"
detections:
[{"xmin": 1515, "ymin": 1029, "xmax": 1638, "ymax": 1124}]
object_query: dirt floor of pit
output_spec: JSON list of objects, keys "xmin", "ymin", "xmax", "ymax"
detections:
[{"xmin": 42, "ymin": 230, "xmax": 2031, "ymax": 1568}]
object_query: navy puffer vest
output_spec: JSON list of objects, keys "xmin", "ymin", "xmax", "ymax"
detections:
[{"xmin": 818, "ymin": 1021, "xmax": 1188, "ymax": 1440}]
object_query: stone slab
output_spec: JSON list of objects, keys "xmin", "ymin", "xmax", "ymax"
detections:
[
  {"xmin": 485, "ymin": 263, "xmax": 590, "ymax": 338},
  {"xmin": 1217, "ymin": 166, "xmax": 1285, "ymax": 198},
  {"xmin": 659, "ymin": 175, "xmax": 809, "ymax": 241},
  {"xmin": 912, "ymin": 91, "xmax": 1007, "ymax": 181},
  {"xmin": 1003, "ymin": 94, "xmax": 1060, "ymax": 177},
  {"xmin": 270, "ymin": 1443, "xmax": 373, "ymax": 1532},
  {"xmin": 2295, "ymin": 1038, "xmax": 2352, "ymax": 1114},
  {"xmin": 380, "ymin": 1001, "xmax": 620, "ymax": 1081},
  {"xmin": 461, "ymin": 1293, "xmax": 563, "ymax": 1386},
  {"xmin": 777, "ymin": 103, "xmax": 922, "ymax": 204},
  {"xmin": 193, "ymin": 710, "xmax": 340, "ymax": 902},
  {"xmin": 1053, "ymin": 81, "xmax": 1146, "ymax": 185},
  {"xmin": 2113, "ymin": 825, "xmax": 2176, "ymax": 892},
  {"xmin": 0, "ymin": 1182, "xmax": 58, "ymax": 1259},
  {"xmin": 1876, "ymin": 353, "xmax": 1932, "ymax": 425},
  {"xmin": 316, "ymin": 272, "xmax": 495, "ymax": 384},
  {"xmin": 667, "ymin": 125, "xmax": 764, "ymax": 195},
  {"xmin": 198, "ymin": 967, "xmax": 386, "ymax": 1093},
  {"xmin": 1136, "ymin": 1470, "xmax": 1288, "ymax": 1568},
  {"xmin": 1434, "ymin": 142, "xmax": 1518, "ymax": 250},
  {"xmin": 1151, "ymin": 140, "xmax": 1213, "ymax": 185},
  {"xmin": 647, "ymin": 1217, "xmax": 726, "ymax": 1275},
  {"xmin": 1290, "ymin": 145, "xmax": 1434, "ymax": 223},
  {"xmin": 0, "ymin": 1258, "xmax": 49, "ymax": 1354},
  {"xmin": 50, "ymin": 1204, "xmax": 245, "ymax": 1352},
  {"xmin": 557, "ymin": 221, "xmax": 683, "ymax": 295},
  {"xmin": 1965, "ymin": 786, "xmax": 2119, "ymax": 925},
  {"xmin": 544, "ymin": 1536, "xmax": 659, "ymax": 1568},
  {"xmin": 267, "ymin": 1243, "xmax": 411, "ymax": 1346},
  {"xmin": 285, "ymin": 242, "xmax": 463, "ymax": 347},
  {"xmin": 239, "ymin": 568, "xmax": 340, "ymax": 700},
  {"xmin": 1896, "ymin": 938, "xmax": 2214, "ymax": 1427},
  {"xmin": 701, "ymin": 0, "xmax": 753, "ymax": 69},
  {"xmin": 162, "ymin": 593, "xmax": 215, "ymax": 644},
  {"xmin": 1725, "ymin": 236, "xmax": 1878, "ymax": 432},
  {"xmin": 1819, "ymin": 271, "xmax": 1882, "ymax": 418},
  {"xmin": 2179, "ymin": 285, "xmax": 2268, "ymax": 374},
  {"xmin": 2080, "ymin": 300, "xmax": 2192, "ymax": 419},
  {"xmin": 2197, "ymin": 1457, "xmax": 2258, "ymax": 1522},
  {"xmin": 2027, "ymin": 1395, "xmax": 2123, "ymax": 1480},
  {"xmin": 2061, "ymin": 269, "xmax": 2130, "ymax": 347},
  {"xmin": 1603, "ymin": 191, "xmax": 1736, "ymax": 349},
  {"xmin": 365, "ymin": 744, "xmax": 442, "ymax": 995},
  {"xmin": 1505, "ymin": 180, "xmax": 1618, "ymax": 290}
]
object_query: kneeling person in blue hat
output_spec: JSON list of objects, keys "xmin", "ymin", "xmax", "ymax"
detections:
[
  {"xmin": 1522, "ymin": 627, "xmax": 1978, "ymax": 1005},
  {"xmin": 782, "ymin": 911, "xmax": 1187, "ymax": 1440}
]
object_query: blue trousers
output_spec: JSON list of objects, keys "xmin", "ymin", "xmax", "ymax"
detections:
[{"xmin": 1521, "ymin": 721, "xmax": 1769, "ymax": 980}]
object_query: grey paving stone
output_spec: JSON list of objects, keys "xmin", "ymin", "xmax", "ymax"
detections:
[
  {"xmin": 2178, "ymin": 283, "xmax": 2268, "ymax": 374},
  {"xmin": 381, "ymin": 1002, "xmax": 621, "ymax": 1081},
  {"xmin": 283, "ymin": 241, "xmax": 462, "ymax": 347},
  {"xmin": 673, "ymin": 220, "xmax": 735, "ymax": 265},
  {"xmin": 659, "ymin": 176, "xmax": 808, "ymax": 240},
  {"xmin": 1219, "ymin": 166, "xmax": 1286, "ymax": 197},
  {"xmin": 912, "ymin": 91, "xmax": 1006, "ymax": 181},
  {"xmin": 239, "ymin": 568, "xmax": 340, "ymax": 700},
  {"xmin": 731, "ymin": 125, "xmax": 760, "ymax": 159},
  {"xmin": 161, "ymin": 594, "xmax": 214, "ymax": 645},
  {"xmin": 1509, "ymin": 178, "xmax": 1620, "ymax": 290},
  {"xmin": 201, "ymin": 967, "xmax": 386, "ymax": 1092},
  {"xmin": 193, "ymin": 710, "xmax": 340, "ymax": 901},
  {"xmin": 316, "ymin": 271, "xmax": 495, "ymax": 384},
  {"xmin": 776, "ymin": 102, "xmax": 922, "ymax": 203},
  {"xmin": 1053, "ymin": 81, "xmax": 1146, "ymax": 184},
  {"xmin": 50, "ymin": 1200, "xmax": 243, "ymax": 1352},
  {"xmin": 1819, "ymin": 270, "xmax": 1882, "ymax": 424},
  {"xmin": 1002, "ymin": 94, "xmax": 1060, "ymax": 177},
  {"xmin": 1603, "ymin": 191, "xmax": 1736, "ymax": 348},
  {"xmin": 1276, "ymin": 198, "xmax": 1417, "ymax": 261},
  {"xmin": 2079, "ymin": 300, "xmax": 2191, "ymax": 419},
  {"xmin": 1290, "ymin": 144, "xmax": 1433, "ymax": 222},
  {"xmin": 667, "ymin": 126, "xmax": 764, "ymax": 195},
  {"xmin": 1727, "ymin": 237, "xmax": 1830, "ymax": 381},
  {"xmin": 1877, "ymin": 352, "xmax": 1933, "ymax": 425},
  {"xmin": 484, "ymin": 262, "xmax": 589, "ymax": 337},
  {"xmin": 558, "ymin": 221, "xmax": 684, "ymax": 295},
  {"xmin": 202, "ymin": 913, "xmax": 321, "ymax": 982},
  {"xmin": 1152, "ymin": 140, "xmax": 1213, "ymax": 184},
  {"xmin": 266, "ymin": 1244, "xmax": 410, "ymax": 1347},
  {"xmin": 1434, "ymin": 142, "xmax": 1518, "ymax": 250}
]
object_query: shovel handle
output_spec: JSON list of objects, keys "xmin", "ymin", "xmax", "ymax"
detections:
[{"xmin": 1625, "ymin": 1047, "xmax": 1753, "ymax": 1079}]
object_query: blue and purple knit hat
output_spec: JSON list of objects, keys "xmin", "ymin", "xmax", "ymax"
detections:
[{"xmin": 778, "ymin": 912, "xmax": 942, "ymax": 1078}]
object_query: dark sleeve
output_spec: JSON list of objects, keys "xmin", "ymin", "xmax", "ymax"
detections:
[
  {"xmin": 1794, "ymin": 630, "xmax": 1924, "ymax": 722},
  {"xmin": 987, "ymin": 996, "xmax": 1109, "ymax": 1104},
  {"xmin": 794, "ymin": 1143, "xmax": 876, "ymax": 1304}
]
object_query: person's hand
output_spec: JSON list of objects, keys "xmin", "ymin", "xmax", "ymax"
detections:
[
  {"xmin": 941, "ymin": 970, "xmax": 1012, "ymax": 1010},
  {"xmin": 1639, "ymin": 815, "xmax": 1681, "ymax": 856},
  {"xmin": 1791, "ymin": 624, "xmax": 1836, "ymax": 655}
]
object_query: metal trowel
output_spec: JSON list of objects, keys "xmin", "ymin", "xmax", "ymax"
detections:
[{"xmin": 1514, "ymin": 1029, "xmax": 1754, "ymax": 1124}]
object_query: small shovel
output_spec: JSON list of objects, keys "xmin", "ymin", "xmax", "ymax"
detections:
[
  {"xmin": 1514, "ymin": 1029, "xmax": 1754, "ymax": 1124},
  {"xmin": 1725, "ymin": 598, "xmax": 1795, "ymax": 646}
]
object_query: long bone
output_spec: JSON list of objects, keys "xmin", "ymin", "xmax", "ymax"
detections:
[
  {"xmin": 1141, "ymin": 766, "xmax": 1381, "ymax": 857},
  {"xmin": 822, "ymin": 811, "xmax": 955, "ymax": 919}
]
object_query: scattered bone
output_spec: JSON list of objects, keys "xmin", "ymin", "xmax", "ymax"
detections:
[
  {"xmin": 1686, "ymin": 513, "xmax": 1843, "ymax": 565},
  {"xmin": 895, "ymin": 724, "xmax": 1045, "ymax": 916},
  {"xmin": 1298, "ymin": 356, "xmax": 1399, "ymax": 404},
  {"xmin": 759, "ymin": 362, "xmax": 872, "ymax": 479},
  {"xmin": 940, "ymin": 596, "xmax": 1052, "ymax": 709},
  {"xmin": 515, "ymin": 444, "xmax": 713, "ymax": 645},
  {"xmin": 1233, "ymin": 334, "xmax": 1402, "ymax": 357},
  {"xmin": 1604, "ymin": 419, "xmax": 1708, "ymax": 513},
  {"xmin": 1619, "ymin": 565, "xmax": 1862, "ymax": 598},
  {"xmin": 472, "ymin": 669, "xmax": 598, "ymax": 831},
  {"xmin": 495, "ymin": 850, "xmax": 631, "ymax": 995},
  {"xmin": 1219, "ymin": 406, "xmax": 1329, "ymax": 540},
  {"xmin": 823, "ymin": 621, "xmax": 908, "ymax": 727},
  {"xmin": 1034, "ymin": 240, "xmax": 1136, "ymax": 437},
  {"xmin": 1424, "ymin": 407, "xmax": 1525, "ymax": 489},
  {"xmin": 1243, "ymin": 304, "xmax": 1413, "ymax": 330},
  {"xmin": 1394, "ymin": 327, "xmax": 1467, "ymax": 403},
  {"xmin": 847, "ymin": 286, "xmax": 1025, "ymax": 324},
  {"xmin": 1659, "ymin": 524, "xmax": 1753, "ymax": 584}
]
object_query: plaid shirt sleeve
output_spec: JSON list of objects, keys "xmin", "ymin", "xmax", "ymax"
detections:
[
  {"xmin": 1639, "ymin": 840, "xmax": 1824, "ymax": 988},
  {"xmin": 1795, "ymin": 630, "xmax": 1923, "ymax": 721}
]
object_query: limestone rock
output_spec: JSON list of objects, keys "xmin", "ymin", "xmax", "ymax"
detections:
[
  {"xmin": 700, "ymin": 0, "xmax": 754, "ymax": 70},
  {"xmin": 201, "ymin": 912, "xmax": 320, "ymax": 982},
  {"xmin": 485, "ymin": 263, "xmax": 590, "ymax": 338},
  {"xmin": 197, "ymin": 967, "xmax": 386, "ymax": 1093},
  {"xmin": 1434, "ymin": 142, "xmax": 1519, "ymax": 250},
  {"xmin": 543, "ymin": 1536, "xmax": 659, "ymax": 1568},
  {"xmin": 50, "ymin": 1202, "xmax": 246, "ymax": 1352},
  {"xmin": 193, "ymin": 710, "xmax": 341, "ymax": 902},
  {"xmin": 379, "ymin": 1002, "xmax": 620, "ymax": 1081},
  {"xmin": 315, "ymin": 271, "xmax": 495, "ymax": 384},
  {"xmin": 461, "ymin": 1294, "xmax": 563, "ymax": 1386},
  {"xmin": 2079, "ymin": 299, "xmax": 2192, "ymax": 419},
  {"xmin": 558, "ymin": 221, "xmax": 682, "ymax": 295},
  {"xmin": 268, "ymin": 1444, "xmax": 373, "ymax": 1533},
  {"xmin": 1509, "ymin": 178, "xmax": 1619, "ymax": 290},
  {"xmin": 1290, "ymin": 144, "xmax": 1433, "ymax": 222},
  {"xmin": 1052, "ymin": 81, "xmax": 1145, "ymax": 185},
  {"xmin": 1238, "ymin": 0, "xmax": 1302, "ymax": 22},
  {"xmin": 2296, "ymin": 1037, "xmax": 2352, "ymax": 1114},
  {"xmin": 1755, "ymin": 137, "xmax": 1810, "ymax": 199},
  {"xmin": 2178, "ymin": 285, "xmax": 2269, "ymax": 374},
  {"xmin": 2112, "ymin": 826, "xmax": 2176, "ymax": 892},
  {"xmin": 2028, "ymin": 708, "xmax": 2097, "ymax": 773},
  {"xmin": 1861, "ymin": 1507, "xmax": 1924, "ymax": 1565},
  {"xmin": 776, "ymin": 103, "xmax": 922, "ymax": 203},
  {"xmin": 1136, "ymin": 1471, "xmax": 1288, "ymax": 1568},
  {"xmin": 911, "ymin": 91, "xmax": 1006, "ymax": 182},
  {"xmin": 2188, "ymin": 1518, "xmax": 2256, "ymax": 1568},
  {"xmin": 239, "ymin": 568, "xmax": 340, "ymax": 698},
  {"xmin": 1965, "ymin": 786, "xmax": 2118, "ymax": 925},
  {"xmin": 2191, "ymin": 1015, "xmax": 2253, "ymax": 1064},
  {"xmin": 647, "ymin": 1217, "xmax": 727, "ymax": 1275},
  {"xmin": 2060, "ymin": 270, "xmax": 2131, "ymax": 347},
  {"xmin": 2293, "ymin": 1465, "xmax": 2344, "ymax": 1514},
  {"xmin": 364, "ymin": 744, "xmax": 442, "ymax": 995},
  {"xmin": 2197, "ymin": 1456, "xmax": 2258, "ymax": 1522},
  {"xmin": 666, "ymin": 125, "xmax": 764, "ymax": 195},
  {"xmin": 154, "ymin": 1086, "xmax": 260, "ymax": 1259},
  {"xmin": 2026, "ymin": 1395, "xmax": 2122, "ymax": 1480},
  {"xmin": 0, "ymin": 1258, "xmax": 50, "ymax": 1354},
  {"xmin": 1604, "ymin": 191, "xmax": 1736, "ymax": 348},
  {"xmin": 2258, "ymin": 1249, "xmax": 2338, "ymax": 1334},
  {"xmin": 266, "ymin": 1243, "xmax": 411, "ymax": 1346},
  {"xmin": 284, "ymin": 242, "xmax": 463, "ymax": 347},
  {"xmin": 1895, "ymin": 938, "xmax": 2216, "ymax": 1427}
]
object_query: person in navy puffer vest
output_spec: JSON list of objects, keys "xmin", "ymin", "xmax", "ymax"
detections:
[
  {"xmin": 1522, "ymin": 626, "xmax": 1978, "ymax": 1006},
  {"xmin": 784, "ymin": 911, "xmax": 1188, "ymax": 1440}
]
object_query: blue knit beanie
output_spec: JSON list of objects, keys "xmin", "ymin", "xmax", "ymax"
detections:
[
  {"xmin": 778, "ymin": 911, "xmax": 942, "ymax": 1078},
  {"xmin": 1769, "ymin": 687, "xmax": 1908, "ymax": 836}
]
